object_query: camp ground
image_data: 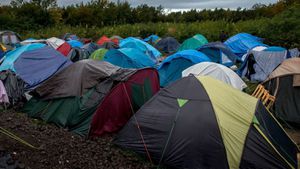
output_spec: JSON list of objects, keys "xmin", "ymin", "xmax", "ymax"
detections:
[{"xmin": 0, "ymin": 28, "xmax": 299, "ymax": 169}]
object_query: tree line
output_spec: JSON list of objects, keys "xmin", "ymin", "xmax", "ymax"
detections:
[{"xmin": 0, "ymin": 0, "xmax": 297, "ymax": 32}]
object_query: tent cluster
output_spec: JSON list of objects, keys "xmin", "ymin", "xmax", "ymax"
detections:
[{"xmin": 0, "ymin": 31, "xmax": 299, "ymax": 169}]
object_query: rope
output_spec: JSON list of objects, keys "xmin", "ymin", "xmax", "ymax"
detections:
[
  {"xmin": 122, "ymin": 83, "xmax": 153, "ymax": 164},
  {"xmin": 0, "ymin": 127, "xmax": 37, "ymax": 149}
]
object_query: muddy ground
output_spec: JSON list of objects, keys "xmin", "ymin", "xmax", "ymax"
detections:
[{"xmin": 0, "ymin": 109, "xmax": 154, "ymax": 169}]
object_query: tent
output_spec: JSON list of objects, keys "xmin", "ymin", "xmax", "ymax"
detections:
[
  {"xmin": 104, "ymin": 48, "xmax": 157, "ymax": 69},
  {"xmin": 67, "ymin": 47, "xmax": 90, "ymax": 62},
  {"xmin": 0, "ymin": 43, "xmax": 46, "ymax": 72},
  {"xmin": 177, "ymin": 34, "xmax": 208, "ymax": 51},
  {"xmin": 0, "ymin": 70, "xmax": 25, "ymax": 105},
  {"xmin": 14, "ymin": 46, "xmax": 72, "ymax": 89},
  {"xmin": 23, "ymin": 60, "xmax": 159, "ymax": 136},
  {"xmin": 115, "ymin": 76, "xmax": 298, "ymax": 169},
  {"xmin": 182, "ymin": 62, "xmax": 247, "ymax": 90},
  {"xmin": 90, "ymin": 48, "xmax": 108, "ymax": 60},
  {"xmin": 62, "ymin": 33, "xmax": 79, "ymax": 41},
  {"xmin": 97, "ymin": 35, "xmax": 113, "ymax": 46},
  {"xmin": 154, "ymin": 37, "xmax": 180, "ymax": 54},
  {"xmin": 67, "ymin": 40, "xmax": 83, "ymax": 48},
  {"xmin": 0, "ymin": 80, "xmax": 9, "ymax": 104},
  {"xmin": 120, "ymin": 37, "xmax": 161, "ymax": 59},
  {"xmin": 143, "ymin": 35, "xmax": 161, "ymax": 45},
  {"xmin": 238, "ymin": 50, "xmax": 287, "ymax": 82},
  {"xmin": 263, "ymin": 58, "xmax": 300, "ymax": 125},
  {"xmin": 81, "ymin": 43, "xmax": 100, "ymax": 55},
  {"xmin": 0, "ymin": 31, "xmax": 21, "ymax": 49},
  {"xmin": 224, "ymin": 33, "xmax": 268, "ymax": 59},
  {"xmin": 157, "ymin": 50, "xmax": 211, "ymax": 87},
  {"xmin": 110, "ymin": 35, "xmax": 123, "ymax": 44},
  {"xmin": 56, "ymin": 42, "xmax": 72, "ymax": 56},
  {"xmin": 0, "ymin": 43, "xmax": 7, "ymax": 60},
  {"xmin": 99, "ymin": 41, "xmax": 119, "ymax": 49},
  {"xmin": 197, "ymin": 42, "xmax": 237, "ymax": 66}
]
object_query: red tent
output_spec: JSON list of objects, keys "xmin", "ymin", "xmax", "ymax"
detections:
[
  {"xmin": 57, "ymin": 42, "xmax": 71, "ymax": 56},
  {"xmin": 97, "ymin": 36, "xmax": 112, "ymax": 45},
  {"xmin": 89, "ymin": 68, "xmax": 160, "ymax": 136}
]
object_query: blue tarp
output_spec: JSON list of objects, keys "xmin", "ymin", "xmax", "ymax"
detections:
[
  {"xmin": 154, "ymin": 37, "xmax": 180, "ymax": 54},
  {"xmin": 224, "ymin": 33, "xmax": 268, "ymax": 59},
  {"xmin": 0, "ymin": 43, "xmax": 46, "ymax": 72},
  {"xmin": 104, "ymin": 48, "xmax": 156, "ymax": 69},
  {"xmin": 67, "ymin": 40, "xmax": 83, "ymax": 48},
  {"xmin": 197, "ymin": 42, "xmax": 237, "ymax": 66},
  {"xmin": 158, "ymin": 50, "xmax": 211, "ymax": 87},
  {"xmin": 120, "ymin": 37, "xmax": 161, "ymax": 59},
  {"xmin": 14, "ymin": 46, "xmax": 72, "ymax": 89}
]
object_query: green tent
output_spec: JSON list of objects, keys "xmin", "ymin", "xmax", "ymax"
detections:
[
  {"xmin": 178, "ymin": 34, "xmax": 208, "ymax": 51},
  {"xmin": 90, "ymin": 48, "xmax": 108, "ymax": 60}
]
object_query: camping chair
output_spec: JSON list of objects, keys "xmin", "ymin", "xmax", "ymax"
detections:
[{"xmin": 252, "ymin": 84, "xmax": 276, "ymax": 110}]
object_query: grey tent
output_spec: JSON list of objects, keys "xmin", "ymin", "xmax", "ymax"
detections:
[{"xmin": 154, "ymin": 37, "xmax": 180, "ymax": 54}]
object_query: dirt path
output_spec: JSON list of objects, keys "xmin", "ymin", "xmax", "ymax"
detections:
[{"xmin": 0, "ymin": 109, "xmax": 153, "ymax": 169}]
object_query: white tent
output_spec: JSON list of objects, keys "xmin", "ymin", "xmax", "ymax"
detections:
[
  {"xmin": 21, "ymin": 37, "xmax": 65, "ymax": 50},
  {"xmin": 182, "ymin": 62, "xmax": 247, "ymax": 90}
]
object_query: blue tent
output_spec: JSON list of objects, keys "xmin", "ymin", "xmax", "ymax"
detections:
[
  {"xmin": 14, "ymin": 46, "xmax": 72, "ymax": 89},
  {"xmin": 264, "ymin": 46, "xmax": 286, "ymax": 52},
  {"xmin": 197, "ymin": 42, "xmax": 238, "ymax": 66},
  {"xmin": 67, "ymin": 40, "xmax": 83, "ymax": 48},
  {"xmin": 104, "ymin": 48, "xmax": 156, "ymax": 69},
  {"xmin": 158, "ymin": 50, "xmax": 211, "ymax": 87},
  {"xmin": 120, "ymin": 37, "xmax": 161, "ymax": 59},
  {"xmin": 154, "ymin": 37, "xmax": 180, "ymax": 54},
  {"xmin": 224, "ymin": 33, "xmax": 268, "ymax": 59},
  {"xmin": 143, "ymin": 35, "xmax": 161, "ymax": 44},
  {"xmin": 0, "ymin": 43, "xmax": 46, "ymax": 72}
]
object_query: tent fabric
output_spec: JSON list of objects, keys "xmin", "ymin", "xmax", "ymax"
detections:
[
  {"xmin": 97, "ymin": 36, "xmax": 112, "ymax": 45},
  {"xmin": 0, "ymin": 43, "xmax": 46, "ymax": 72},
  {"xmin": 81, "ymin": 43, "xmax": 100, "ymax": 55},
  {"xmin": 288, "ymin": 48, "xmax": 299, "ymax": 58},
  {"xmin": 224, "ymin": 33, "xmax": 268, "ymax": 59},
  {"xmin": 57, "ymin": 42, "xmax": 71, "ymax": 56},
  {"xmin": 62, "ymin": 33, "xmax": 79, "ymax": 41},
  {"xmin": 67, "ymin": 47, "xmax": 90, "ymax": 62},
  {"xmin": 158, "ymin": 50, "xmax": 211, "ymax": 87},
  {"xmin": 33, "ymin": 60, "xmax": 121, "ymax": 100},
  {"xmin": 90, "ymin": 48, "xmax": 108, "ymax": 60},
  {"xmin": 14, "ymin": 46, "xmax": 72, "ymax": 89},
  {"xmin": 154, "ymin": 37, "xmax": 180, "ymax": 54},
  {"xmin": 115, "ymin": 75, "xmax": 298, "ymax": 169},
  {"xmin": 104, "ymin": 48, "xmax": 156, "ymax": 69},
  {"xmin": 178, "ymin": 34, "xmax": 208, "ymax": 51},
  {"xmin": 47, "ymin": 37, "xmax": 65, "ymax": 49},
  {"xmin": 0, "ymin": 80, "xmax": 9, "ymax": 103},
  {"xmin": 182, "ymin": 62, "xmax": 247, "ymax": 90},
  {"xmin": 143, "ymin": 35, "xmax": 161, "ymax": 44},
  {"xmin": 67, "ymin": 40, "xmax": 83, "ymax": 48},
  {"xmin": 238, "ymin": 50, "xmax": 287, "ymax": 82},
  {"xmin": 120, "ymin": 37, "xmax": 161, "ymax": 59},
  {"xmin": 197, "ymin": 42, "xmax": 237, "ymax": 66},
  {"xmin": 0, "ymin": 70, "xmax": 25, "ymax": 105},
  {"xmin": 99, "ymin": 41, "xmax": 119, "ymax": 49}
]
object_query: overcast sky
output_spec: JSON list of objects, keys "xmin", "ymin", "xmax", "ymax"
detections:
[{"xmin": 0, "ymin": 0, "xmax": 278, "ymax": 9}]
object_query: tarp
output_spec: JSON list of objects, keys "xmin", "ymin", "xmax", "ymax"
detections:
[
  {"xmin": 182, "ymin": 62, "xmax": 247, "ymax": 90},
  {"xmin": 67, "ymin": 40, "xmax": 83, "ymax": 48},
  {"xmin": 33, "ymin": 60, "xmax": 120, "ymax": 100},
  {"xmin": 178, "ymin": 34, "xmax": 208, "ymax": 51},
  {"xmin": 104, "ymin": 48, "xmax": 156, "ymax": 69},
  {"xmin": 154, "ymin": 37, "xmax": 180, "ymax": 54},
  {"xmin": 0, "ymin": 80, "xmax": 9, "ymax": 103},
  {"xmin": 14, "ymin": 46, "xmax": 72, "ymax": 89},
  {"xmin": 224, "ymin": 33, "xmax": 268, "ymax": 59},
  {"xmin": 120, "ymin": 37, "xmax": 161, "ymax": 59},
  {"xmin": 158, "ymin": 50, "xmax": 211, "ymax": 87},
  {"xmin": 0, "ymin": 43, "xmax": 46, "ymax": 72}
]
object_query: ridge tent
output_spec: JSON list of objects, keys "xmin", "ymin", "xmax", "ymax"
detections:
[
  {"xmin": 177, "ymin": 34, "xmax": 208, "ymax": 51},
  {"xmin": 14, "ymin": 46, "xmax": 72, "ymax": 89},
  {"xmin": 238, "ymin": 50, "xmax": 287, "ymax": 82},
  {"xmin": 23, "ymin": 60, "xmax": 159, "ymax": 136},
  {"xmin": 104, "ymin": 48, "xmax": 157, "ymax": 69},
  {"xmin": 263, "ymin": 57, "xmax": 300, "ymax": 125},
  {"xmin": 90, "ymin": 48, "xmax": 108, "ymax": 60},
  {"xmin": 154, "ymin": 37, "xmax": 180, "ymax": 54},
  {"xmin": 182, "ymin": 62, "xmax": 247, "ymax": 90},
  {"xmin": 115, "ymin": 76, "xmax": 298, "ymax": 169},
  {"xmin": 224, "ymin": 33, "xmax": 268, "ymax": 59},
  {"xmin": 143, "ymin": 35, "xmax": 161, "ymax": 45},
  {"xmin": 157, "ymin": 50, "xmax": 211, "ymax": 87},
  {"xmin": 120, "ymin": 37, "xmax": 161, "ymax": 59},
  {"xmin": 0, "ymin": 43, "xmax": 46, "ymax": 72},
  {"xmin": 197, "ymin": 42, "xmax": 237, "ymax": 66},
  {"xmin": 67, "ymin": 40, "xmax": 83, "ymax": 48}
]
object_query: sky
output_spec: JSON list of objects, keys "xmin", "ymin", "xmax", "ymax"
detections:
[{"xmin": 0, "ymin": 0, "xmax": 278, "ymax": 9}]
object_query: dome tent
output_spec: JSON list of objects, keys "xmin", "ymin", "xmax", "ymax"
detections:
[
  {"xmin": 178, "ymin": 34, "xmax": 208, "ymax": 51},
  {"xmin": 115, "ymin": 76, "xmax": 298, "ymax": 169},
  {"xmin": 182, "ymin": 62, "xmax": 246, "ymax": 90},
  {"xmin": 154, "ymin": 37, "xmax": 180, "ymax": 54}
]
